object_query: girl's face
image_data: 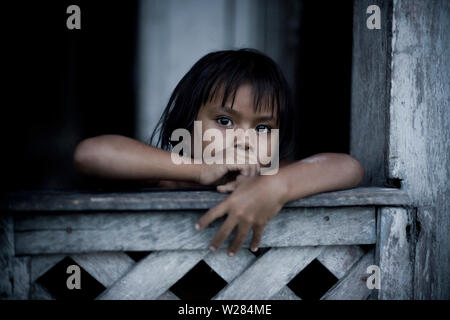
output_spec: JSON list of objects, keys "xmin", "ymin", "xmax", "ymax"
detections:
[{"xmin": 194, "ymin": 83, "xmax": 279, "ymax": 166}]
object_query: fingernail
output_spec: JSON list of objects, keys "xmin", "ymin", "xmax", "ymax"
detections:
[
  {"xmin": 228, "ymin": 251, "xmax": 235, "ymax": 257},
  {"xmin": 251, "ymin": 246, "xmax": 258, "ymax": 252},
  {"xmin": 195, "ymin": 223, "xmax": 200, "ymax": 231},
  {"xmin": 209, "ymin": 245, "xmax": 216, "ymax": 252}
]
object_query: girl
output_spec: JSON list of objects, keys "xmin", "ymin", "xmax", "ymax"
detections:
[{"xmin": 73, "ymin": 48, "xmax": 364, "ymax": 257}]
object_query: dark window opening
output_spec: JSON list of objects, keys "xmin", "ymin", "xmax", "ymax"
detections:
[
  {"xmin": 4, "ymin": 0, "xmax": 354, "ymax": 191},
  {"xmin": 4, "ymin": 1, "xmax": 138, "ymax": 191},
  {"xmin": 294, "ymin": 1, "xmax": 354, "ymax": 160}
]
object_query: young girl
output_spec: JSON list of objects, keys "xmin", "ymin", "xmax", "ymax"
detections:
[{"xmin": 73, "ymin": 48, "xmax": 364, "ymax": 257}]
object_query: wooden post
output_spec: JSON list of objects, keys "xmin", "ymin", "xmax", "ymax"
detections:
[
  {"xmin": 350, "ymin": 0, "xmax": 392, "ymax": 187},
  {"xmin": 376, "ymin": 207, "xmax": 415, "ymax": 299},
  {"xmin": 0, "ymin": 214, "xmax": 31, "ymax": 300}
]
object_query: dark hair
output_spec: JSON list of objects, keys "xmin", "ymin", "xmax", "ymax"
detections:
[{"xmin": 150, "ymin": 48, "xmax": 296, "ymax": 159}]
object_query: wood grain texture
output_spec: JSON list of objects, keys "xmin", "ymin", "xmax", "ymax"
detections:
[
  {"xmin": 350, "ymin": 0, "xmax": 392, "ymax": 187},
  {"xmin": 97, "ymin": 250, "xmax": 209, "ymax": 300},
  {"xmin": 203, "ymin": 248, "xmax": 300, "ymax": 299},
  {"xmin": 203, "ymin": 249, "xmax": 256, "ymax": 283},
  {"xmin": 271, "ymin": 286, "xmax": 301, "ymax": 300},
  {"xmin": 376, "ymin": 207, "xmax": 414, "ymax": 300},
  {"xmin": 11, "ymin": 257, "xmax": 30, "ymax": 299},
  {"xmin": 317, "ymin": 245, "xmax": 366, "ymax": 279},
  {"xmin": 0, "ymin": 215, "xmax": 14, "ymax": 299},
  {"xmin": 321, "ymin": 249, "xmax": 375, "ymax": 300},
  {"xmin": 30, "ymin": 283, "xmax": 54, "ymax": 300},
  {"xmin": 14, "ymin": 207, "xmax": 376, "ymax": 255},
  {"xmin": 413, "ymin": 207, "xmax": 435, "ymax": 299},
  {"xmin": 5, "ymin": 187, "xmax": 410, "ymax": 212},
  {"xmin": 388, "ymin": 0, "xmax": 450, "ymax": 299},
  {"xmin": 31, "ymin": 255, "xmax": 66, "ymax": 282},
  {"xmin": 213, "ymin": 246, "xmax": 324, "ymax": 300},
  {"xmin": 71, "ymin": 252, "xmax": 135, "ymax": 287},
  {"xmin": 156, "ymin": 290, "xmax": 180, "ymax": 300}
]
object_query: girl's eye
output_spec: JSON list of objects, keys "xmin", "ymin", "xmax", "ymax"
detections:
[
  {"xmin": 256, "ymin": 124, "xmax": 271, "ymax": 133},
  {"xmin": 216, "ymin": 117, "xmax": 233, "ymax": 127}
]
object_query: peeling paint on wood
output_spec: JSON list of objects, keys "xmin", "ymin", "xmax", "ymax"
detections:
[{"xmin": 388, "ymin": 0, "xmax": 450, "ymax": 299}]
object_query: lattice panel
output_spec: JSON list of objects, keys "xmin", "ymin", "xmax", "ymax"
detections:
[{"xmin": 29, "ymin": 245, "xmax": 375, "ymax": 300}]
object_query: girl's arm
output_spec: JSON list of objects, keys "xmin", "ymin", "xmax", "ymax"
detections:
[
  {"xmin": 73, "ymin": 134, "xmax": 258, "ymax": 185},
  {"xmin": 274, "ymin": 153, "xmax": 365, "ymax": 204},
  {"xmin": 195, "ymin": 153, "xmax": 365, "ymax": 256}
]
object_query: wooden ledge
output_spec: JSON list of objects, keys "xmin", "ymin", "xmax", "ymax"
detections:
[{"xmin": 3, "ymin": 187, "xmax": 410, "ymax": 212}]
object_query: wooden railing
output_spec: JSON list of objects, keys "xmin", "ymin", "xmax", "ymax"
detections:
[{"xmin": 0, "ymin": 187, "xmax": 416, "ymax": 300}]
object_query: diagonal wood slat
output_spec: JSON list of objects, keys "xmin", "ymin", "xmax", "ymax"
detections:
[
  {"xmin": 203, "ymin": 249, "xmax": 300, "ymax": 300},
  {"xmin": 31, "ymin": 255, "xmax": 66, "ymax": 282},
  {"xmin": 213, "ymin": 246, "xmax": 324, "ymax": 300},
  {"xmin": 97, "ymin": 250, "xmax": 209, "ymax": 300},
  {"xmin": 156, "ymin": 249, "xmax": 256, "ymax": 300},
  {"xmin": 271, "ymin": 286, "xmax": 301, "ymax": 300},
  {"xmin": 321, "ymin": 248, "xmax": 375, "ymax": 300},
  {"xmin": 30, "ymin": 282, "xmax": 54, "ymax": 300},
  {"xmin": 157, "ymin": 290, "xmax": 180, "ymax": 300},
  {"xmin": 317, "ymin": 245, "xmax": 366, "ymax": 279},
  {"xmin": 203, "ymin": 249, "xmax": 256, "ymax": 283},
  {"xmin": 71, "ymin": 252, "xmax": 135, "ymax": 288}
]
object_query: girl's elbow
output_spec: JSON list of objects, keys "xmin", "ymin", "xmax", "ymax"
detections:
[
  {"xmin": 73, "ymin": 138, "xmax": 99, "ymax": 175},
  {"xmin": 349, "ymin": 156, "xmax": 365, "ymax": 186}
]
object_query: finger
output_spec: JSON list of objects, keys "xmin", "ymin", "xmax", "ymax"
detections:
[
  {"xmin": 196, "ymin": 199, "xmax": 229, "ymax": 231},
  {"xmin": 250, "ymin": 225, "xmax": 265, "ymax": 252},
  {"xmin": 227, "ymin": 224, "xmax": 252, "ymax": 256},
  {"xmin": 249, "ymin": 163, "xmax": 259, "ymax": 176},
  {"xmin": 217, "ymin": 180, "xmax": 238, "ymax": 193},
  {"xmin": 226, "ymin": 164, "xmax": 250, "ymax": 176},
  {"xmin": 255, "ymin": 163, "xmax": 261, "ymax": 175},
  {"xmin": 209, "ymin": 216, "xmax": 238, "ymax": 251}
]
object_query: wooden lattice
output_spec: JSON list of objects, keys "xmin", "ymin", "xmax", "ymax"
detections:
[{"xmin": 0, "ymin": 187, "xmax": 416, "ymax": 300}]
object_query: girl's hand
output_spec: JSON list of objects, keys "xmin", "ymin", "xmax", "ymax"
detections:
[
  {"xmin": 195, "ymin": 174, "xmax": 287, "ymax": 256},
  {"xmin": 197, "ymin": 163, "xmax": 260, "ymax": 186}
]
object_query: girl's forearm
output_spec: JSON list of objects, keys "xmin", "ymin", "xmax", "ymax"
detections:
[
  {"xmin": 73, "ymin": 135, "xmax": 202, "ymax": 182},
  {"xmin": 273, "ymin": 153, "xmax": 365, "ymax": 204}
]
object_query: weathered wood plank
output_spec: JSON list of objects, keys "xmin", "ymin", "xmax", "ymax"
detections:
[
  {"xmin": 350, "ymin": 0, "xmax": 392, "ymax": 186},
  {"xmin": 203, "ymin": 249, "xmax": 256, "ymax": 283},
  {"xmin": 203, "ymin": 249, "xmax": 300, "ymax": 300},
  {"xmin": 0, "ymin": 215, "xmax": 14, "ymax": 299},
  {"xmin": 213, "ymin": 246, "xmax": 324, "ymax": 300},
  {"xmin": 31, "ymin": 255, "xmax": 66, "ymax": 282},
  {"xmin": 71, "ymin": 252, "xmax": 135, "ymax": 287},
  {"xmin": 15, "ymin": 207, "xmax": 376, "ymax": 254},
  {"xmin": 413, "ymin": 206, "xmax": 435, "ymax": 299},
  {"xmin": 317, "ymin": 245, "xmax": 366, "ymax": 279},
  {"xmin": 321, "ymin": 249, "xmax": 375, "ymax": 300},
  {"xmin": 97, "ymin": 250, "xmax": 209, "ymax": 300},
  {"xmin": 376, "ymin": 207, "xmax": 415, "ymax": 300},
  {"xmin": 5, "ymin": 187, "xmax": 410, "ymax": 212},
  {"xmin": 157, "ymin": 290, "xmax": 180, "ymax": 300},
  {"xmin": 30, "ymin": 283, "xmax": 54, "ymax": 300},
  {"xmin": 387, "ymin": 0, "xmax": 450, "ymax": 299},
  {"xmin": 270, "ymin": 286, "xmax": 301, "ymax": 300},
  {"xmin": 11, "ymin": 257, "xmax": 30, "ymax": 299}
]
